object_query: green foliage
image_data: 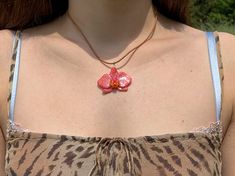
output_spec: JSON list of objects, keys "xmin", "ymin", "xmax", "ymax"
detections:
[{"xmin": 189, "ymin": 0, "xmax": 235, "ymax": 34}]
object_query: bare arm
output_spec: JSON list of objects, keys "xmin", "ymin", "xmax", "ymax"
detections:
[
  {"xmin": 219, "ymin": 31, "xmax": 235, "ymax": 176},
  {"xmin": 0, "ymin": 128, "xmax": 5, "ymax": 176},
  {"xmin": 222, "ymin": 115, "xmax": 235, "ymax": 175},
  {"xmin": 0, "ymin": 29, "xmax": 14, "ymax": 176}
]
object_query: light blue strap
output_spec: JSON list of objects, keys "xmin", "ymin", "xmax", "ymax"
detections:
[
  {"xmin": 206, "ymin": 31, "xmax": 222, "ymax": 122},
  {"xmin": 7, "ymin": 30, "xmax": 222, "ymax": 123},
  {"xmin": 9, "ymin": 30, "xmax": 22, "ymax": 122}
]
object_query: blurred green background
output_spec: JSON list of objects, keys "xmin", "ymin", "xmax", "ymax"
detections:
[{"xmin": 189, "ymin": 0, "xmax": 235, "ymax": 34}]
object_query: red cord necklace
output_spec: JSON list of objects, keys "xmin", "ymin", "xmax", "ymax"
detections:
[{"xmin": 67, "ymin": 10, "xmax": 158, "ymax": 94}]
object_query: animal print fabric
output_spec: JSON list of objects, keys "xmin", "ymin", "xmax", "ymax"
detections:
[{"xmin": 4, "ymin": 30, "xmax": 224, "ymax": 176}]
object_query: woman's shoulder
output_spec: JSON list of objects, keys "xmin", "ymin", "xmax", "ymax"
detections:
[
  {"xmin": 0, "ymin": 29, "xmax": 15, "ymax": 135},
  {"xmin": 216, "ymin": 31, "xmax": 235, "ymax": 55},
  {"xmin": 216, "ymin": 31, "xmax": 235, "ymax": 100},
  {"xmin": 217, "ymin": 31, "xmax": 235, "ymax": 175},
  {"xmin": 0, "ymin": 28, "xmax": 15, "ymax": 37},
  {"xmin": 217, "ymin": 31, "xmax": 235, "ymax": 61},
  {"xmin": 0, "ymin": 29, "xmax": 16, "ymax": 85},
  {"xmin": 0, "ymin": 29, "xmax": 16, "ymax": 46},
  {"xmin": 216, "ymin": 31, "xmax": 235, "ymax": 132},
  {"xmin": 0, "ymin": 29, "xmax": 16, "ymax": 65},
  {"xmin": 186, "ymin": 29, "xmax": 235, "ymax": 135},
  {"xmin": 0, "ymin": 29, "xmax": 15, "ymax": 54}
]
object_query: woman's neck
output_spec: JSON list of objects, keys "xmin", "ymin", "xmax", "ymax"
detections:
[{"xmin": 67, "ymin": 0, "xmax": 158, "ymax": 46}]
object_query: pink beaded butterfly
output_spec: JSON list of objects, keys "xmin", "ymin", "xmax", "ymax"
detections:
[{"xmin": 97, "ymin": 67, "xmax": 132, "ymax": 94}]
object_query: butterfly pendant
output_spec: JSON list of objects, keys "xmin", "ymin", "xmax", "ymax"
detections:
[{"xmin": 97, "ymin": 67, "xmax": 132, "ymax": 94}]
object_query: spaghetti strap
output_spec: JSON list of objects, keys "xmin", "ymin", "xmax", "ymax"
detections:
[
  {"xmin": 5, "ymin": 30, "xmax": 224, "ymax": 124},
  {"xmin": 7, "ymin": 30, "xmax": 22, "ymax": 123},
  {"xmin": 206, "ymin": 31, "xmax": 224, "ymax": 122}
]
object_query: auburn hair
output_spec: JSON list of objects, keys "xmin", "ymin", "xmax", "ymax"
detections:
[{"xmin": 0, "ymin": 0, "xmax": 190, "ymax": 30}]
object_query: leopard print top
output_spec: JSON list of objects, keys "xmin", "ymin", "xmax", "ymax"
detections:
[{"xmin": 4, "ymin": 30, "xmax": 224, "ymax": 176}]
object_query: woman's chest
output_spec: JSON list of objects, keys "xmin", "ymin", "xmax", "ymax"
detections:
[{"xmin": 11, "ymin": 36, "xmax": 217, "ymax": 137}]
